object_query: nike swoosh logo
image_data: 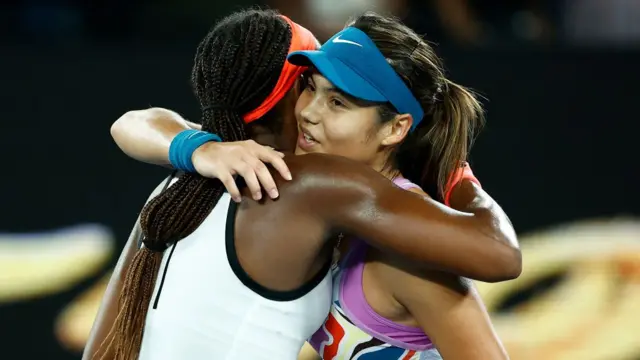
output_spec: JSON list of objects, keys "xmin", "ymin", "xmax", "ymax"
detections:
[{"xmin": 332, "ymin": 35, "xmax": 362, "ymax": 47}]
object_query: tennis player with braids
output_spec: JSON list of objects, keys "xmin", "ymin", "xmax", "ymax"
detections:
[{"xmin": 88, "ymin": 9, "xmax": 519, "ymax": 360}]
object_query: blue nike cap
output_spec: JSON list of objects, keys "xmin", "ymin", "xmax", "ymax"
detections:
[{"xmin": 287, "ymin": 27, "xmax": 424, "ymax": 130}]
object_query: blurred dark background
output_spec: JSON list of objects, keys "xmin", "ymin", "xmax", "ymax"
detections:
[{"xmin": 1, "ymin": 1, "xmax": 639, "ymax": 359}]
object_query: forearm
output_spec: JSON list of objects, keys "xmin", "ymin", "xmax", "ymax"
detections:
[
  {"xmin": 339, "ymin": 182, "xmax": 519, "ymax": 282},
  {"xmin": 110, "ymin": 108, "xmax": 200, "ymax": 166},
  {"xmin": 453, "ymin": 181, "xmax": 517, "ymax": 247},
  {"xmin": 356, "ymin": 195, "xmax": 518, "ymax": 281},
  {"xmin": 448, "ymin": 180, "xmax": 521, "ymax": 279},
  {"xmin": 287, "ymin": 154, "xmax": 520, "ymax": 282}
]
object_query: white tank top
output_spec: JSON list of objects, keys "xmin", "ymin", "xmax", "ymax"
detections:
[{"xmin": 138, "ymin": 192, "xmax": 333, "ymax": 360}]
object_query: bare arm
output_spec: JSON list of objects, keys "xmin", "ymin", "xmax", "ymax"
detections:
[
  {"xmin": 111, "ymin": 109, "xmax": 520, "ymax": 281},
  {"xmin": 110, "ymin": 108, "xmax": 201, "ymax": 166},
  {"xmin": 110, "ymin": 108, "xmax": 290, "ymax": 201},
  {"xmin": 392, "ymin": 266, "xmax": 508, "ymax": 359},
  {"xmin": 449, "ymin": 179, "xmax": 520, "ymax": 260},
  {"xmin": 285, "ymin": 153, "xmax": 521, "ymax": 282},
  {"xmin": 82, "ymin": 175, "xmax": 176, "ymax": 359}
]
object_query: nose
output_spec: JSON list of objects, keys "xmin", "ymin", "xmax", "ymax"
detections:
[{"xmin": 300, "ymin": 103, "xmax": 321, "ymax": 125}]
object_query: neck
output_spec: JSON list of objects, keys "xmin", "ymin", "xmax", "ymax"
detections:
[{"xmin": 373, "ymin": 161, "xmax": 401, "ymax": 182}]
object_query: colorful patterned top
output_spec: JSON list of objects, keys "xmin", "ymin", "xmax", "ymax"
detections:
[{"xmin": 308, "ymin": 178, "xmax": 443, "ymax": 360}]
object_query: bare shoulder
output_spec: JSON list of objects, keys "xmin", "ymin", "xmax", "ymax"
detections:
[
  {"xmin": 284, "ymin": 153, "xmax": 379, "ymax": 177},
  {"xmin": 279, "ymin": 153, "xmax": 390, "ymax": 195},
  {"xmin": 269, "ymin": 154, "xmax": 396, "ymax": 219}
]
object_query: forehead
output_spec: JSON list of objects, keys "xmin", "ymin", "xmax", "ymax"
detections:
[{"xmin": 307, "ymin": 69, "xmax": 331, "ymax": 87}]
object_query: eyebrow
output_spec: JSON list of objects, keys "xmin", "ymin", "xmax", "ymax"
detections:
[
  {"xmin": 326, "ymin": 84, "xmax": 381, "ymax": 108},
  {"xmin": 307, "ymin": 69, "xmax": 385, "ymax": 108},
  {"xmin": 326, "ymin": 86, "xmax": 352, "ymax": 100}
]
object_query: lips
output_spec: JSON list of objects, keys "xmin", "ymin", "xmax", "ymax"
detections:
[
  {"xmin": 299, "ymin": 126, "xmax": 319, "ymax": 143},
  {"xmin": 297, "ymin": 125, "xmax": 319, "ymax": 152},
  {"xmin": 303, "ymin": 132, "xmax": 315, "ymax": 142}
]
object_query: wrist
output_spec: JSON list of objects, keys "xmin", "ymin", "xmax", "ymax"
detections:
[
  {"xmin": 168, "ymin": 129, "xmax": 221, "ymax": 172},
  {"xmin": 191, "ymin": 141, "xmax": 219, "ymax": 168}
]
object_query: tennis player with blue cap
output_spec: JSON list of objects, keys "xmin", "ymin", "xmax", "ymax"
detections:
[
  {"xmin": 288, "ymin": 26, "xmax": 424, "ymax": 131},
  {"xmin": 104, "ymin": 10, "xmax": 511, "ymax": 360},
  {"xmin": 287, "ymin": 13, "xmax": 508, "ymax": 360}
]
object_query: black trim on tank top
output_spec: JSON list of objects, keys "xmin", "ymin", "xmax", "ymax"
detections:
[
  {"xmin": 152, "ymin": 242, "xmax": 177, "ymax": 309},
  {"xmin": 225, "ymin": 198, "xmax": 332, "ymax": 302}
]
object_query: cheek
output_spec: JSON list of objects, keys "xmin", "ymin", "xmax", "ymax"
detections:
[
  {"xmin": 324, "ymin": 118, "xmax": 376, "ymax": 159},
  {"xmin": 326, "ymin": 122, "xmax": 363, "ymax": 143}
]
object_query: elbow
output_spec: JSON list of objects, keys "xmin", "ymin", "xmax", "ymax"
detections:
[
  {"xmin": 485, "ymin": 245, "xmax": 522, "ymax": 283},
  {"xmin": 500, "ymin": 246, "xmax": 522, "ymax": 281},
  {"xmin": 479, "ymin": 214, "xmax": 522, "ymax": 282},
  {"xmin": 110, "ymin": 110, "xmax": 138, "ymax": 143},
  {"xmin": 110, "ymin": 108, "xmax": 166, "ymax": 148}
]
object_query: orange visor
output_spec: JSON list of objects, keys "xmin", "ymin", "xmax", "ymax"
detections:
[{"xmin": 243, "ymin": 16, "xmax": 318, "ymax": 124}]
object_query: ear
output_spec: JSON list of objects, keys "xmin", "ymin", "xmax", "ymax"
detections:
[{"xmin": 380, "ymin": 113, "xmax": 412, "ymax": 146}]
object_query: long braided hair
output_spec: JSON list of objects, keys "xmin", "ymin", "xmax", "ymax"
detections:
[{"xmin": 97, "ymin": 9, "xmax": 293, "ymax": 359}]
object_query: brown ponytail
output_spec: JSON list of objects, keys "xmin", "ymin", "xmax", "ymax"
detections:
[
  {"xmin": 94, "ymin": 9, "xmax": 293, "ymax": 359},
  {"xmin": 427, "ymin": 78, "xmax": 484, "ymax": 197},
  {"xmin": 349, "ymin": 12, "xmax": 485, "ymax": 200}
]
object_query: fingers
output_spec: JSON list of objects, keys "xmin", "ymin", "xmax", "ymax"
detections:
[
  {"xmin": 193, "ymin": 140, "xmax": 292, "ymax": 202},
  {"xmin": 218, "ymin": 172, "xmax": 242, "ymax": 203},
  {"xmin": 259, "ymin": 148, "xmax": 292, "ymax": 181},
  {"xmin": 247, "ymin": 142, "xmax": 291, "ymax": 199},
  {"xmin": 245, "ymin": 157, "xmax": 279, "ymax": 199},
  {"xmin": 264, "ymin": 146, "xmax": 286, "ymax": 158},
  {"xmin": 235, "ymin": 162, "xmax": 263, "ymax": 201}
]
